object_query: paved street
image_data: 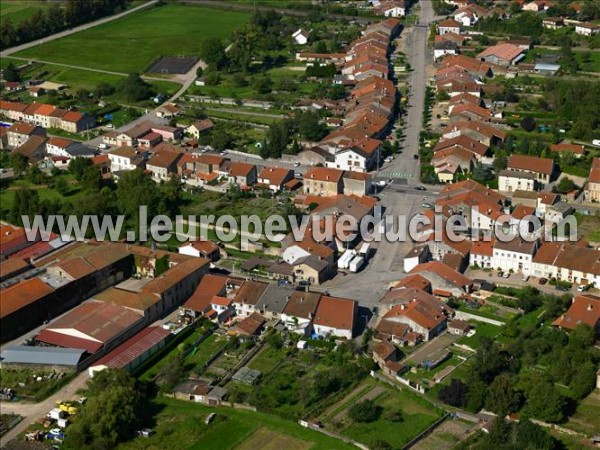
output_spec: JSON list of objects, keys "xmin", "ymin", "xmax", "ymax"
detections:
[{"xmin": 325, "ymin": 0, "xmax": 437, "ymax": 307}]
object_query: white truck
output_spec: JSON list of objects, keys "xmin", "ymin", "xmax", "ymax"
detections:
[
  {"xmin": 337, "ymin": 250, "xmax": 356, "ymax": 270},
  {"xmin": 349, "ymin": 255, "xmax": 365, "ymax": 273},
  {"xmin": 358, "ymin": 242, "xmax": 370, "ymax": 258},
  {"xmin": 593, "ymin": 139, "xmax": 600, "ymax": 147}
]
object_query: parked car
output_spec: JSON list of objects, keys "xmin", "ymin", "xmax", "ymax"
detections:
[
  {"xmin": 556, "ymin": 284, "xmax": 569, "ymax": 292},
  {"xmin": 502, "ymin": 272, "xmax": 510, "ymax": 279},
  {"xmin": 97, "ymin": 143, "xmax": 109, "ymax": 150},
  {"xmin": 293, "ymin": 162, "xmax": 300, "ymax": 167},
  {"xmin": 413, "ymin": 154, "xmax": 419, "ymax": 159},
  {"xmin": 538, "ymin": 278, "xmax": 548, "ymax": 285},
  {"xmin": 522, "ymin": 275, "xmax": 529, "ymax": 282},
  {"xmin": 220, "ymin": 150, "xmax": 227, "ymax": 156},
  {"xmin": 414, "ymin": 186, "xmax": 426, "ymax": 191},
  {"xmin": 421, "ymin": 202, "xmax": 433, "ymax": 209}
]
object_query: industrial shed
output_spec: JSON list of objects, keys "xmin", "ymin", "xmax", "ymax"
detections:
[
  {"xmin": 35, "ymin": 301, "xmax": 144, "ymax": 356},
  {"xmin": 88, "ymin": 326, "xmax": 172, "ymax": 377},
  {"xmin": 0, "ymin": 346, "xmax": 86, "ymax": 372}
]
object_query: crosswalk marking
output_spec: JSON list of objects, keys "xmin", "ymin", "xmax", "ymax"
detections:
[{"xmin": 378, "ymin": 171, "xmax": 414, "ymax": 179}]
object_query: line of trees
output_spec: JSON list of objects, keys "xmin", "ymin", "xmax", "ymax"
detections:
[{"xmin": 0, "ymin": 0, "xmax": 129, "ymax": 50}]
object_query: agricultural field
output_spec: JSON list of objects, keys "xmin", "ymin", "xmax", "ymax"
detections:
[
  {"xmin": 0, "ymin": 0, "xmax": 52, "ymax": 25},
  {"xmin": 15, "ymin": 4, "xmax": 250, "ymax": 73},
  {"xmin": 118, "ymin": 397, "xmax": 355, "ymax": 450}
]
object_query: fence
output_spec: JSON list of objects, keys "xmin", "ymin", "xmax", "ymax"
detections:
[
  {"xmin": 402, "ymin": 413, "xmax": 449, "ymax": 449},
  {"xmin": 454, "ymin": 311, "xmax": 505, "ymax": 326},
  {"xmin": 298, "ymin": 421, "xmax": 369, "ymax": 450}
]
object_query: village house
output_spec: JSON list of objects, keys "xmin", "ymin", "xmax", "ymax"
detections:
[
  {"xmin": 550, "ymin": 143, "xmax": 585, "ymax": 158},
  {"xmin": 45, "ymin": 137, "xmax": 94, "ymax": 159},
  {"xmin": 498, "ymin": 170, "xmax": 536, "ymax": 193},
  {"xmin": 178, "ymin": 240, "xmax": 221, "ymax": 261},
  {"xmin": 543, "ymin": 17, "xmax": 564, "ymax": 29},
  {"xmin": 304, "ymin": 167, "xmax": 344, "ymax": 196},
  {"xmin": 507, "ymin": 154, "xmax": 554, "ymax": 187},
  {"xmin": 16, "ymin": 136, "xmax": 48, "ymax": 162},
  {"xmin": 437, "ymin": 18, "xmax": 462, "ymax": 35},
  {"xmin": 552, "ymin": 294, "xmax": 600, "ymax": 337},
  {"xmin": 186, "ymin": 119, "xmax": 215, "ymax": 139},
  {"xmin": 108, "ymin": 147, "xmax": 147, "ymax": 174},
  {"xmin": 292, "ymin": 29, "xmax": 309, "ymax": 45},
  {"xmin": 492, "ymin": 238, "xmax": 538, "ymax": 275},
  {"xmin": 7, "ymin": 122, "xmax": 46, "ymax": 148},
  {"xmin": 178, "ymin": 154, "xmax": 225, "ymax": 186},
  {"xmin": 434, "ymin": 41, "xmax": 460, "ymax": 60},
  {"xmin": 329, "ymin": 138, "xmax": 382, "ymax": 173},
  {"xmin": 469, "ymin": 239, "xmax": 494, "ymax": 269},
  {"xmin": 532, "ymin": 242, "xmax": 600, "ymax": 287},
  {"xmin": 146, "ymin": 150, "xmax": 182, "ymax": 181},
  {"xmin": 312, "ymin": 296, "xmax": 357, "ymax": 339},
  {"xmin": 225, "ymin": 162, "xmax": 257, "ymax": 188},
  {"xmin": 575, "ymin": 22, "xmax": 600, "ymax": 36},
  {"xmin": 282, "ymin": 291, "xmax": 321, "ymax": 335},
  {"xmin": 232, "ymin": 280, "xmax": 268, "ymax": 318},
  {"xmin": 257, "ymin": 167, "xmax": 294, "ymax": 192},
  {"xmin": 377, "ymin": 0, "xmax": 406, "ymax": 17}
]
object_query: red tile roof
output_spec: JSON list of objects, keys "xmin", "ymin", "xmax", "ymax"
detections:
[
  {"xmin": 313, "ymin": 295, "xmax": 356, "ymax": 331},
  {"xmin": 0, "ymin": 277, "xmax": 54, "ymax": 318},
  {"xmin": 304, "ymin": 167, "xmax": 344, "ymax": 183},
  {"xmin": 552, "ymin": 294, "xmax": 600, "ymax": 331},
  {"xmin": 410, "ymin": 261, "xmax": 472, "ymax": 290},
  {"xmin": 550, "ymin": 144, "xmax": 585, "ymax": 155},
  {"xmin": 477, "ymin": 43, "xmax": 524, "ymax": 62},
  {"xmin": 508, "ymin": 154, "xmax": 554, "ymax": 175}
]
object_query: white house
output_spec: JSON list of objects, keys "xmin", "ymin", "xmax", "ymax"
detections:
[
  {"xmin": 469, "ymin": 240, "xmax": 494, "ymax": 269},
  {"xmin": 575, "ymin": 22, "xmax": 600, "ymax": 36},
  {"xmin": 292, "ymin": 29, "xmax": 309, "ymax": 45},
  {"xmin": 434, "ymin": 41, "xmax": 459, "ymax": 60},
  {"xmin": 437, "ymin": 19, "xmax": 462, "ymax": 35},
  {"xmin": 281, "ymin": 291, "xmax": 321, "ymax": 336},
  {"xmin": 403, "ymin": 246, "xmax": 430, "ymax": 273},
  {"xmin": 498, "ymin": 170, "xmax": 535, "ymax": 193},
  {"xmin": 45, "ymin": 137, "xmax": 95, "ymax": 159},
  {"xmin": 328, "ymin": 143, "xmax": 381, "ymax": 173},
  {"xmin": 492, "ymin": 238, "xmax": 537, "ymax": 275},
  {"xmin": 107, "ymin": 147, "xmax": 147, "ymax": 173},
  {"xmin": 312, "ymin": 296, "xmax": 356, "ymax": 340},
  {"xmin": 379, "ymin": 1, "xmax": 406, "ymax": 17}
]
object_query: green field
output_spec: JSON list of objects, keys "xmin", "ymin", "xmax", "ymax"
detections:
[
  {"xmin": 340, "ymin": 382, "xmax": 443, "ymax": 449},
  {"xmin": 15, "ymin": 4, "xmax": 250, "ymax": 73},
  {"xmin": 118, "ymin": 397, "xmax": 355, "ymax": 450},
  {"xmin": 0, "ymin": 0, "xmax": 52, "ymax": 25}
]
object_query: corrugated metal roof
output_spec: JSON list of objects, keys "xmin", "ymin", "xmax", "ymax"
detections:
[
  {"xmin": 92, "ymin": 326, "xmax": 170, "ymax": 369},
  {"xmin": 35, "ymin": 329, "xmax": 103, "ymax": 354},
  {"xmin": 0, "ymin": 346, "xmax": 86, "ymax": 366}
]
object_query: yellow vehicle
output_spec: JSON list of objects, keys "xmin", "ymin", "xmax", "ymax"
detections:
[{"xmin": 56, "ymin": 401, "xmax": 77, "ymax": 415}]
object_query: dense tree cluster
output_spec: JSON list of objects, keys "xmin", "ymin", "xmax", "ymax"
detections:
[
  {"xmin": 63, "ymin": 369, "xmax": 148, "ymax": 450},
  {"xmin": 439, "ymin": 314, "xmax": 599, "ymax": 424},
  {"xmin": 1, "ymin": 0, "xmax": 129, "ymax": 50},
  {"xmin": 1, "ymin": 165, "xmax": 183, "ymax": 240},
  {"xmin": 259, "ymin": 111, "xmax": 328, "ymax": 159}
]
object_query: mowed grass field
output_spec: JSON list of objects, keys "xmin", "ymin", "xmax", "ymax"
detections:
[
  {"xmin": 0, "ymin": 0, "xmax": 52, "ymax": 24},
  {"xmin": 15, "ymin": 4, "xmax": 250, "ymax": 73},
  {"xmin": 117, "ymin": 397, "xmax": 355, "ymax": 450}
]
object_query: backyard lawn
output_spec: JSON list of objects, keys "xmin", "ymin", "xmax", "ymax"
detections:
[
  {"xmin": 339, "ymin": 382, "xmax": 443, "ymax": 449},
  {"xmin": 15, "ymin": 4, "xmax": 250, "ymax": 73},
  {"xmin": 117, "ymin": 397, "xmax": 355, "ymax": 450}
]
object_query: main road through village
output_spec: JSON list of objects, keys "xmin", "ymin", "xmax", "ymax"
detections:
[{"xmin": 324, "ymin": 1, "xmax": 439, "ymax": 306}]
